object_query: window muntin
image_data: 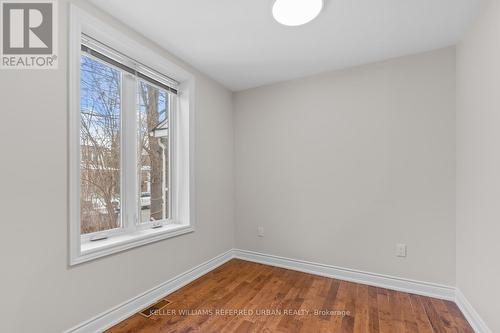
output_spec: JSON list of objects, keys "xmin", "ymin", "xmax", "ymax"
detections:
[
  {"xmin": 138, "ymin": 80, "xmax": 171, "ymax": 223},
  {"xmin": 80, "ymin": 54, "xmax": 122, "ymax": 235}
]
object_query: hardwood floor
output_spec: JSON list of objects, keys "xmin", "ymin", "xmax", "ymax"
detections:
[{"xmin": 106, "ymin": 259, "xmax": 474, "ymax": 333}]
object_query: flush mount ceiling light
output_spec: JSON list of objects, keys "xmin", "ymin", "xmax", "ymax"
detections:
[{"xmin": 272, "ymin": 0, "xmax": 323, "ymax": 26}]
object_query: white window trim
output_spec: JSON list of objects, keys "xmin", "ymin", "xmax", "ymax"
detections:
[{"xmin": 69, "ymin": 4, "xmax": 196, "ymax": 266}]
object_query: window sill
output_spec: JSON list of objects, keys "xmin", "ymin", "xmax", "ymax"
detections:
[{"xmin": 71, "ymin": 224, "xmax": 194, "ymax": 265}]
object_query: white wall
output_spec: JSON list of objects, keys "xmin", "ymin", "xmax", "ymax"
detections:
[
  {"xmin": 3, "ymin": 0, "xmax": 495, "ymax": 331},
  {"xmin": 234, "ymin": 47, "xmax": 456, "ymax": 285},
  {"xmin": 0, "ymin": 1, "xmax": 234, "ymax": 332},
  {"xmin": 456, "ymin": 0, "xmax": 500, "ymax": 331}
]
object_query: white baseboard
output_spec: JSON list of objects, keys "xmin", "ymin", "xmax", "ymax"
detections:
[
  {"xmin": 233, "ymin": 249, "xmax": 456, "ymax": 301},
  {"xmin": 64, "ymin": 249, "xmax": 234, "ymax": 333},
  {"xmin": 455, "ymin": 289, "xmax": 492, "ymax": 333},
  {"xmin": 64, "ymin": 248, "xmax": 490, "ymax": 333}
]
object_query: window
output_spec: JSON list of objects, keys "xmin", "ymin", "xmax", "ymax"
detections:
[
  {"xmin": 70, "ymin": 6, "xmax": 194, "ymax": 265},
  {"xmin": 80, "ymin": 54, "xmax": 122, "ymax": 235},
  {"xmin": 79, "ymin": 50, "xmax": 174, "ymax": 234},
  {"xmin": 137, "ymin": 80, "xmax": 171, "ymax": 223}
]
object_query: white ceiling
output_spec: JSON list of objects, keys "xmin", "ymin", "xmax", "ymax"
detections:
[{"xmin": 89, "ymin": 0, "xmax": 482, "ymax": 91}]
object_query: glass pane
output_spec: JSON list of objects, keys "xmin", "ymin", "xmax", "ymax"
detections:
[
  {"xmin": 80, "ymin": 54, "xmax": 121, "ymax": 234},
  {"xmin": 138, "ymin": 80, "xmax": 170, "ymax": 223}
]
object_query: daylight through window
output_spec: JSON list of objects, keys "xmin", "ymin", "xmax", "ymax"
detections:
[{"xmin": 79, "ymin": 37, "xmax": 177, "ymax": 238}]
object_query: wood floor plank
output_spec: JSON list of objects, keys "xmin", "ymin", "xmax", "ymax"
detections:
[
  {"xmin": 353, "ymin": 284, "xmax": 369, "ymax": 333},
  {"xmin": 367, "ymin": 286, "xmax": 380, "ymax": 333},
  {"xmin": 409, "ymin": 294, "xmax": 435, "ymax": 333},
  {"xmin": 106, "ymin": 260, "xmax": 474, "ymax": 333},
  {"xmin": 317, "ymin": 279, "xmax": 345, "ymax": 332},
  {"xmin": 388, "ymin": 289, "xmax": 405, "ymax": 333},
  {"xmin": 275, "ymin": 272, "xmax": 310, "ymax": 332},
  {"xmin": 377, "ymin": 288, "xmax": 393, "ymax": 333},
  {"xmin": 443, "ymin": 300, "xmax": 475, "ymax": 333},
  {"xmin": 248, "ymin": 268, "xmax": 298, "ymax": 332},
  {"xmin": 259, "ymin": 270, "xmax": 308, "ymax": 333},
  {"xmin": 399, "ymin": 292, "xmax": 419, "ymax": 333},
  {"xmin": 430, "ymin": 298, "xmax": 460, "ymax": 333},
  {"xmin": 298, "ymin": 276, "xmax": 335, "ymax": 333},
  {"xmin": 233, "ymin": 320, "xmax": 254, "ymax": 333},
  {"xmin": 419, "ymin": 295, "xmax": 447, "ymax": 333},
  {"xmin": 340, "ymin": 282, "xmax": 357, "ymax": 333}
]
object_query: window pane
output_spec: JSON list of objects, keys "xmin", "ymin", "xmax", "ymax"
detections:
[
  {"xmin": 138, "ymin": 81, "xmax": 170, "ymax": 223},
  {"xmin": 80, "ymin": 55, "xmax": 121, "ymax": 234}
]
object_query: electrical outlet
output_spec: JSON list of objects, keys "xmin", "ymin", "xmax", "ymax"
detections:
[
  {"xmin": 257, "ymin": 226, "xmax": 264, "ymax": 237},
  {"xmin": 396, "ymin": 243, "xmax": 407, "ymax": 257}
]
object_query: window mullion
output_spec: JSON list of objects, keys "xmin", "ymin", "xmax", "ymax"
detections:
[{"xmin": 122, "ymin": 73, "xmax": 138, "ymax": 232}]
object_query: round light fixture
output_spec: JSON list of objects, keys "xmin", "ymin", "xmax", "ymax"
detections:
[{"xmin": 272, "ymin": 0, "xmax": 323, "ymax": 27}]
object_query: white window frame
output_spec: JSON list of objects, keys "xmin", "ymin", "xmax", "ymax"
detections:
[{"xmin": 69, "ymin": 5, "xmax": 196, "ymax": 265}]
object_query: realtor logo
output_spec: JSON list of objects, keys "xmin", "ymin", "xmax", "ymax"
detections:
[{"xmin": 1, "ymin": 0, "xmax": 57, "ymax": 69}]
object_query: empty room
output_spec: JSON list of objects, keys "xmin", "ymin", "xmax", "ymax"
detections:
[{"xmin": 1, "ymin": 0, "xmax": 499, "ymax": 332}]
